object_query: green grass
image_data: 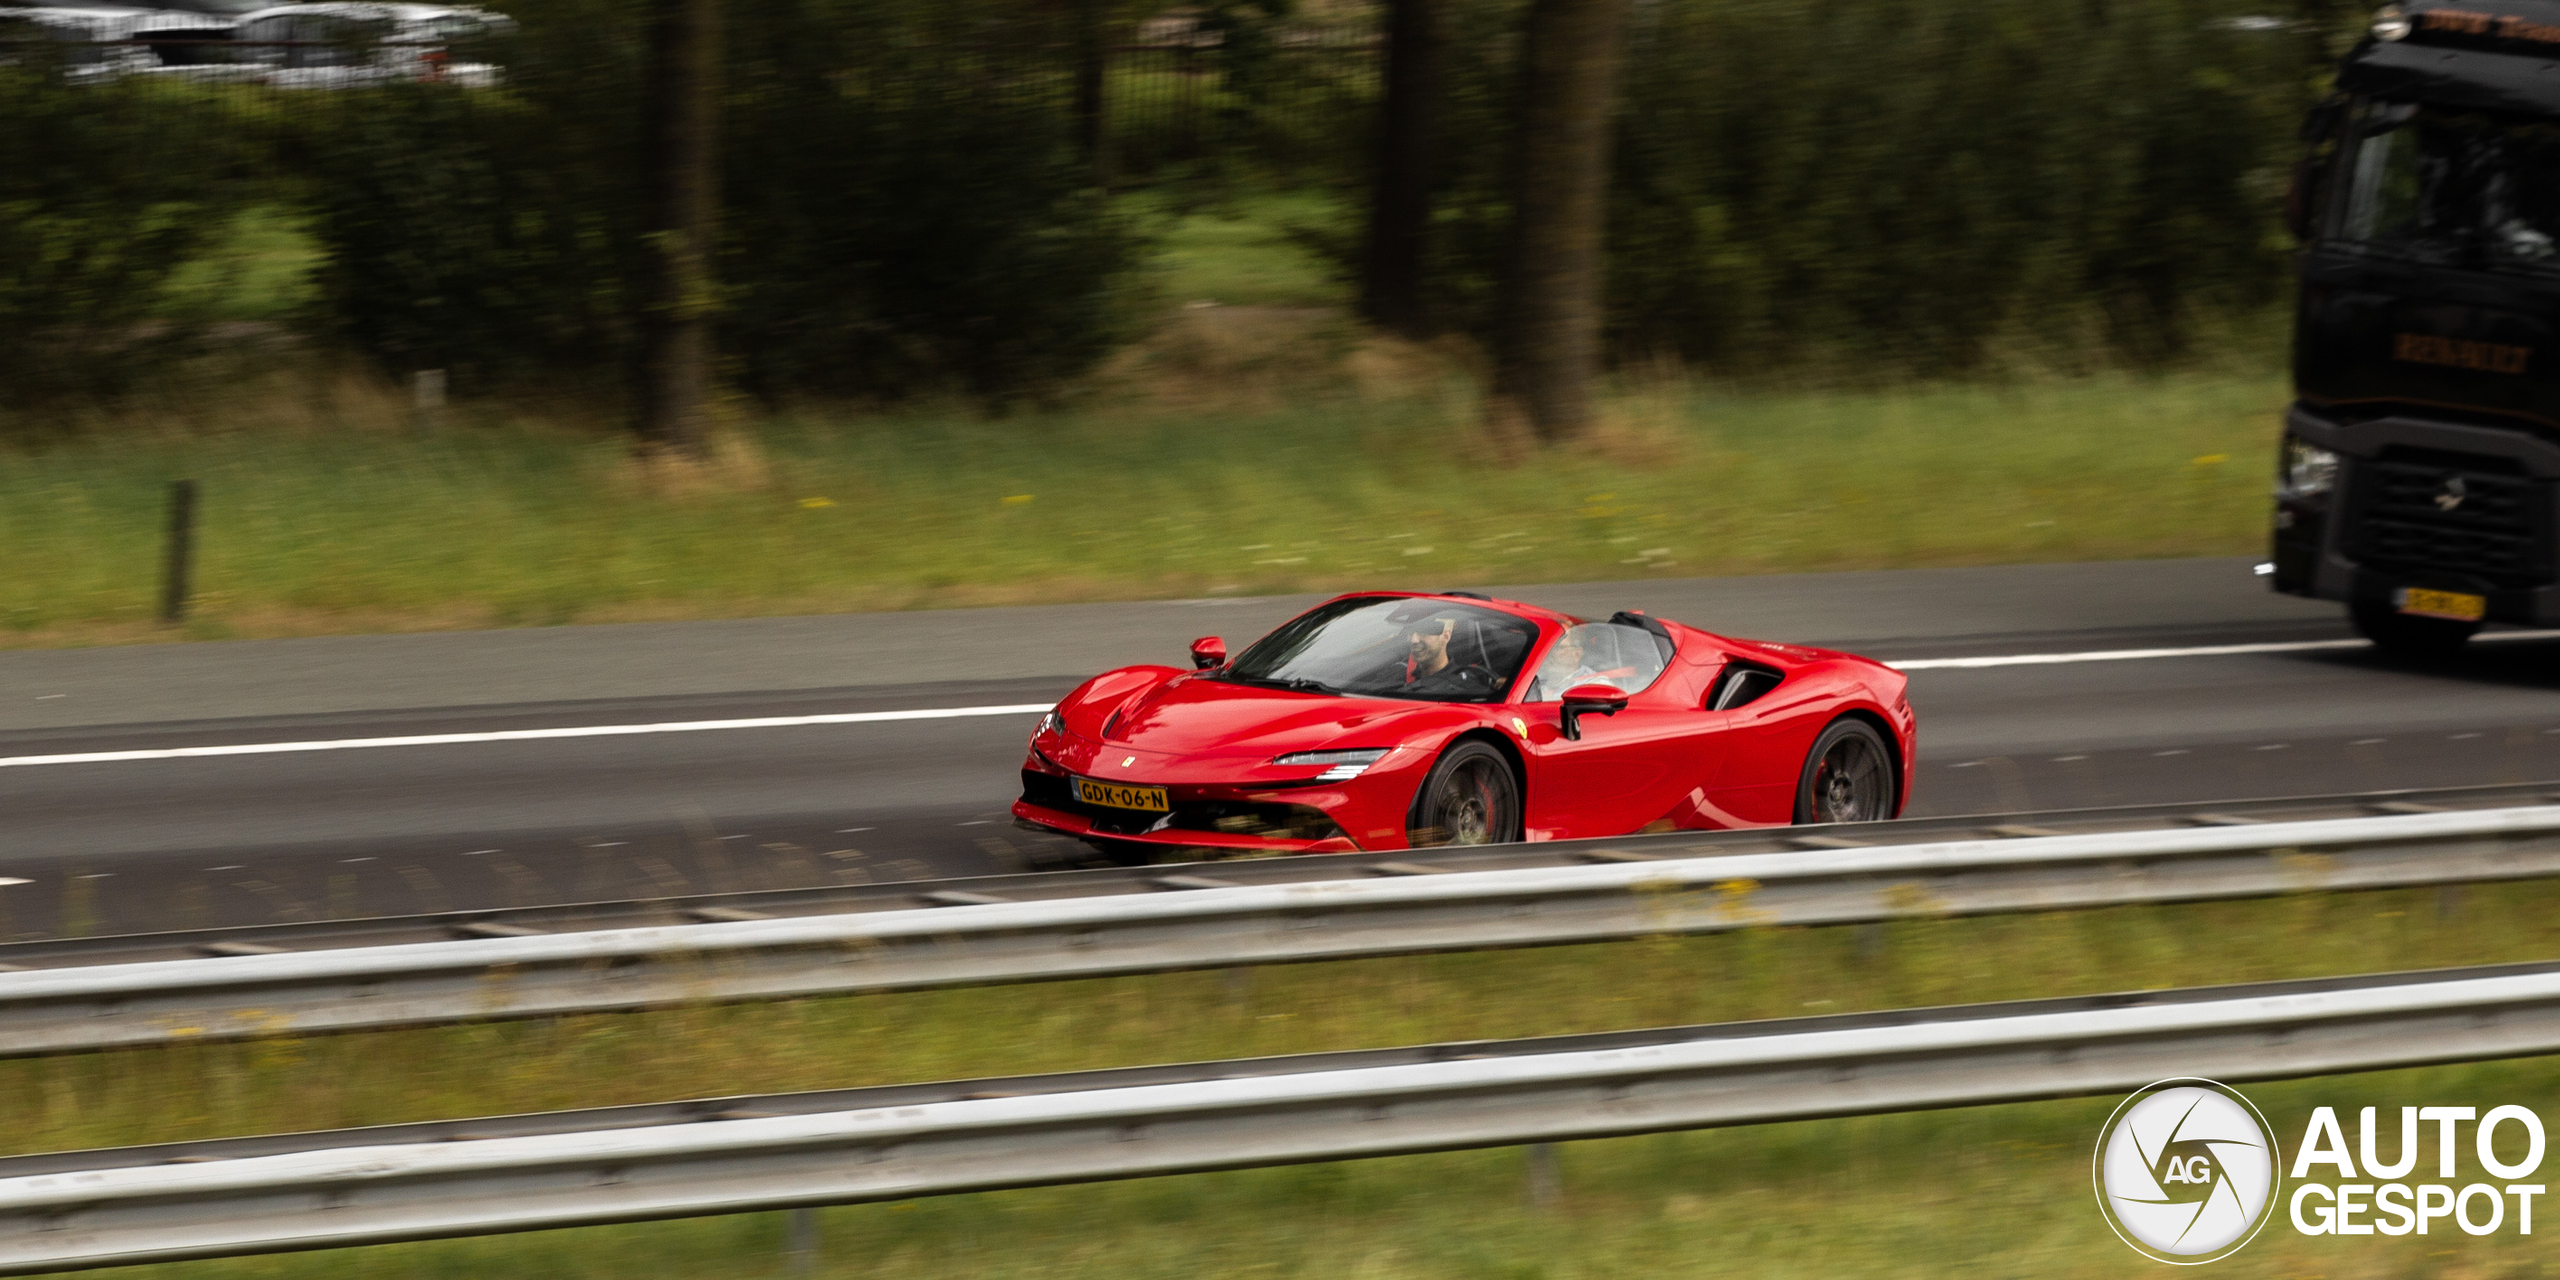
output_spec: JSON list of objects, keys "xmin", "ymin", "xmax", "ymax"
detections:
[
  {"xmin": 0, "ymin": 371, "xmax": 2286, "ymax": 645},
  {"xmin": 18, "ymin": 880, "xmax": 2560, "ymax": 1278},
  {"xmin": 1146, "ymin": 189, "xmax": 1351, "ymax": 308}
]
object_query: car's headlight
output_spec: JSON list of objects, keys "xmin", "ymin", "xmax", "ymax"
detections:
[
  {"xmin": 2280, "ymin": 439, "xmax": 2339, "ymax": 501},
  {"xmin": 1272, "ymin": 748, "xmax": 1391, "ymax": 781},
  {"xmin": 1038, "ymin": 707, "xmax": 1064, "ymax": 737}
]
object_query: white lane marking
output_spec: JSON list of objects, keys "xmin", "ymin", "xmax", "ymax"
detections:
[
  {"xmin": 0, "ymin": 878, "xmax": 26, "ymax": 887},
  {"xmin": 1889, "ymin": 629, "xmax": 2560, "ymax": 670},
  {"xmin": 9, "ymin": 626, "xmax": 2560, "ymax": 770},
  {"xmin": 0, "ymin": 704, "xmax": 1056, "ymax": 769}
]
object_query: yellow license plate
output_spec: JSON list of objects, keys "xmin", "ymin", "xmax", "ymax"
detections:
[
  {"xmin": 1074, "ymin": 778, "xmax": 1170, "ymax": 811},
  {"xmin": 2396, "ymin": 587, "xmax": 2486, "ymax": 622}
]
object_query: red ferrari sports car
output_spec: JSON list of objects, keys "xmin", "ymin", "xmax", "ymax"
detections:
[{"xmin": 1012, "ymin": 591, "xmax": 1915, "ymax": 860}]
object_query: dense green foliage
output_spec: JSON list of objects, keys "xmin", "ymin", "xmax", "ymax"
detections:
[
  {"xmin": 1388, "ymin": 0, "xmax": 2350, "ymax": 373},
  {"xmin": 296, "ymin": 0, "xmax": 1147, "ymax": 399},
  {"xmin": 0, "ymin": 0, "xmax": 2366, "ymax": 402},
  {"xmin": 0, "ymin": 54, "xmax": 251, "ymax": 406}
]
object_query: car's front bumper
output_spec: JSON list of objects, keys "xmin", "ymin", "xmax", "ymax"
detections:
[{"xmin": 1009, "ymin": 798, "xmax": 1362, "ymax": 854}]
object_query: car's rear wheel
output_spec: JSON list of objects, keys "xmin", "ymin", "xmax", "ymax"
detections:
[
  {"xmin": 1408, "ymin": 741, "xmax": 1522, "ymax": 847},
  {"xmin": 2349, "ymin": 599, "xmax": 2478, "ymax": 658},
  {"xmin": 1793, "ymin": 719, "xmax": 1894, "ymax": 825}
]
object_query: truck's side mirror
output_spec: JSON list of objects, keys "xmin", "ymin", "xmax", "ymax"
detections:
[
  {"xmin": 1558, "ymin": 683, "xmax": 1629, "ymax": 741},
  {"xmin": 1189, "ymin": 636, "xmax": 1228, "ymax": 669}
]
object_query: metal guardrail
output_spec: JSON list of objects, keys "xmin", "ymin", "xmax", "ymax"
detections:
[
  {"xmin": 8, "ymin": 958, "xmax": 2560, "ymax": 1273},
  {"xmin": 6, "ymin": 801, "xmax": 2560, "ymax": 1056}
]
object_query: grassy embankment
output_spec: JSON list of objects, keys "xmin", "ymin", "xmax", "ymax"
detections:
[
  {"xmin": 22, "ymin": 879, "xmax": 2560, "ymax": 1279},
  {"xmin": 6, "ymin": 194, "xmax": 2288, "ymax": 648}
]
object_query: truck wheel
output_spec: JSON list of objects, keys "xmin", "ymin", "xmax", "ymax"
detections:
[
  {"xmin": 2349, "ymin": 600, "xmax": 2478, "ymax": 657},
  {"xmin": 1792, "ymin": 719, "xmax": 1894, "ymax": 825}
]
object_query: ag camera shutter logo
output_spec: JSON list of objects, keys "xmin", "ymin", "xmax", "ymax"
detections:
[{"xmin": 2094, "ymin": 1079, "xmax": 2280, "ymax": 1263}]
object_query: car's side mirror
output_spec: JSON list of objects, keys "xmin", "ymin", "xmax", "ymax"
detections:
[
  {"xmin": 1189, "ymin": 636, "xmax": 1228, "ymax": 669},
  {"xmin": 1558, "ymin": 683, "xmax": 1628, "ymax": 741}
]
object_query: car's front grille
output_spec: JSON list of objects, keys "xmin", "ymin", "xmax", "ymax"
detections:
[
  {"xmin": 2344, "ymin": 450, "xmax": 2550, "ymax": 591},
  {"xmin": 1019, "ymin": 770, "xmax": 1346, "ymax": 841}
]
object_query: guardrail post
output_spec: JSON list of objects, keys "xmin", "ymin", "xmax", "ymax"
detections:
[
  {"xmin": 411, "ymin": 369, "xmax": 446, "ymax": 435},
  {"xmin": 786, "ymin": 1206, "xmax": 817, "ymax": 1274},
  {"xmin": 1525, "ymin": 1142, "xmax": 1560, "ymax": 1208}
]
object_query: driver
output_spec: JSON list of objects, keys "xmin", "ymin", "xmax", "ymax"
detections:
[{"xmin": 1402, "ymin": 616, "xmax": 1497, "ymax": 698}]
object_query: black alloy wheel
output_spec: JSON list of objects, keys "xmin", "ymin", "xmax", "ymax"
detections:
[
  {"xmin": 1408, "ymin": 741, "xmax": 1523, "ymax": 847},
  {"xmin": 1792, "ymin": 719, "xmax": 1894, "ymax": 825},
  {"xmin": 2349, "ymin": 600, "xmax": 2479, "ymax": 658}
]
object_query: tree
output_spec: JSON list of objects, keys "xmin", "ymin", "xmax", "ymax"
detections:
[
  {"xmin": 1486, "ymin": 0, "xmax": 1633, "ymax": 442},
  {"xmin": 1359, "ymin": 0, "xmax": 1441, "ymax": 338},
  {"xmin": 634, "ymin": 0, "xmax": 720, "ymax": 455},
  {"xmin": 1073, "ymin": 0, "xmax": 1109, "ymax": 184}
]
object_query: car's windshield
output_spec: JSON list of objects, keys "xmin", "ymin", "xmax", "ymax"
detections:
[
  {"xmin": 2330, "ymin": 98, "xmax": 2560, "ymax": 275},
  {"xmin": 1220, "ymin": 596, "xmax": 1540, "ymax": 704},
  {"xmin": 1521, "ymin": 622, "xmax": 1671, "ymax": 701}
]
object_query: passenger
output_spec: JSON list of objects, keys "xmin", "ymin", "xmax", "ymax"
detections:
[{"xmin": 1530, "ymin": 627, "xmax": 1605, "ymax": 700}]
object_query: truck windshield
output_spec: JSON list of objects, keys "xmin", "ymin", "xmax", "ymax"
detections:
[{"xmin": 2332, "ymin": 99, "xmax": 2560, "ymax": 275}]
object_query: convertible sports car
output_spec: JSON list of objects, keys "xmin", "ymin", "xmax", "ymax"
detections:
[{"xmin": 1012, "ymin": 591, "xmax": 1916, "ymax": 860}]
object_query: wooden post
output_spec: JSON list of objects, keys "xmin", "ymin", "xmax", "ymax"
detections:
[{"xmin": 160, "ymin": 480, "xmax": 197, "ymax": 624}]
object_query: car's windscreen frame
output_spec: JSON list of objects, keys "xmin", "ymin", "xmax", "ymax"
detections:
[{"xmin": 1219, "ymin": 596, "xmax": 1547, "ymax": 704}]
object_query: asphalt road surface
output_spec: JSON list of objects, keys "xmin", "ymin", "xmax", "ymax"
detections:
[{"xmin": 7, "ymin": 556, "xmax": 2560, "ymax": 939}]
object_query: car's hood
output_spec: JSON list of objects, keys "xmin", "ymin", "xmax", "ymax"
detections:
[{"xmin": 1096, "ymin": 673, "xmax": 1457, "ymax": 758}]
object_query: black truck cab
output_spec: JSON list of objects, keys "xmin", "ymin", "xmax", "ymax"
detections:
[{"xmin": 2273, "ymin": 1, "xmax": 2560, "ymax": 651}]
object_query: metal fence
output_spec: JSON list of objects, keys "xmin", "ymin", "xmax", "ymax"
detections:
[
  {"xmin": 8, "ymin": 957, "xmax": 2560, "ymax": 1273},
  {"xmin": 7, "ymin": 801, "xmax": 2560, "ymax": 1056}
]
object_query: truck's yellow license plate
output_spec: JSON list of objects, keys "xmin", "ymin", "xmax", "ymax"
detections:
[
  {"xmin": 1074, "ymin": 778, "xmax": 1170, "ymax": 811},
  {"xmin": 2396, "ymin": 587, "xmax": 2486, "ymax": 622}
]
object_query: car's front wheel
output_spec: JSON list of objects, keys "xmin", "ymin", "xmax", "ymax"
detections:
[
  {"xmin": 1408, "ymin": 741, "xmax": 1522, "ymax": 847},
  {"xmin": 1793, "ymin": 719, "xmax": 1895, "ymax": 825}
]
